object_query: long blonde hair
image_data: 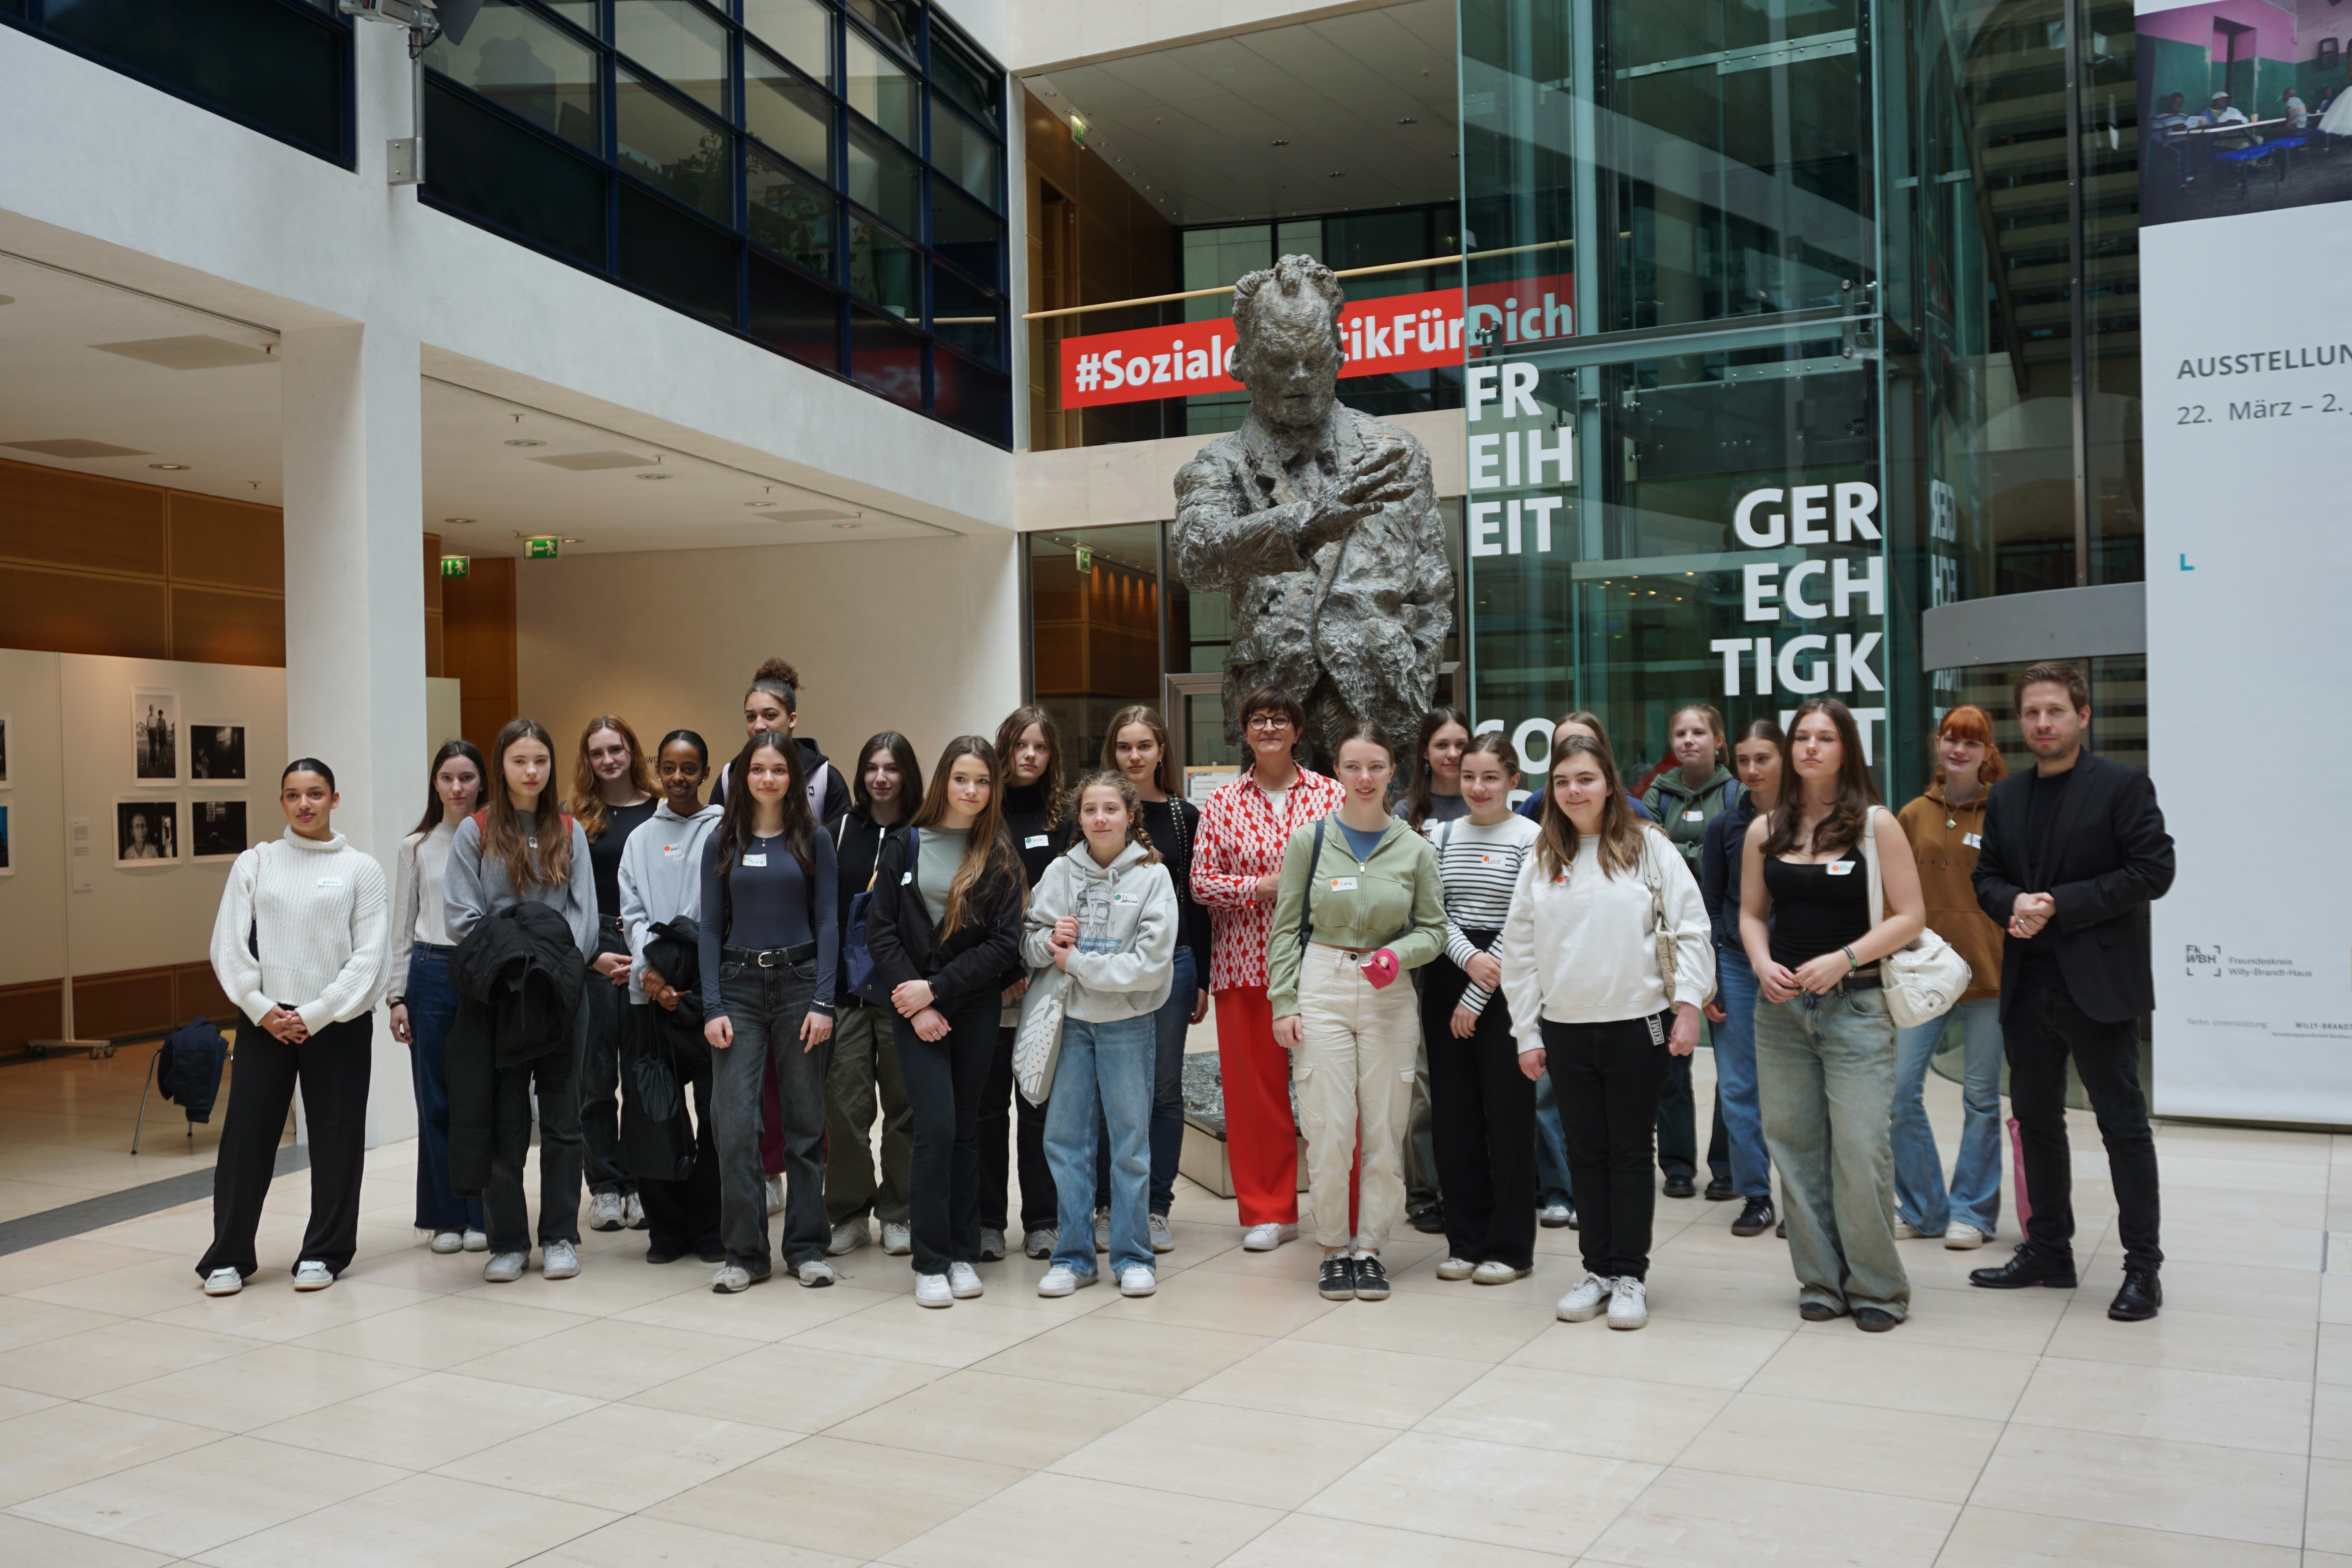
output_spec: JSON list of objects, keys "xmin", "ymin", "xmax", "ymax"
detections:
[{"xmin": 570, "ymin": 714, "xmax": 657, "ymax": 840}]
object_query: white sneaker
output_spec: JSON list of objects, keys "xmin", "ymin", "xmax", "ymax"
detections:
[
  {"xmin": 881, "ymin": 1222, "xmax": 912, "ymax": 1256},
  {"xmin": 1893, "ymin": 1218, "xmax": 1935, "ymax": 1240},
  {"xmin": 1242, "ymin": 1222, "xmax": 1298, "ymax": 1251},
  {"xmin": 947, "ymin": 1261, "xmax": 984, "ymax": 1299},
  {"xmin": 828, "ymin": 1220, "xmax": 871, "ymax": 1256},
  {"xmin": 1539, "ymin": 1202, "xmax": 1575, "ymax": 1229},
  {"xmin": 795, "ymin": 1258, "xmax": 838, "ymax": 1288},
  {"xmin": 428, "ymin": 1230, "xmax": 464, "ymax": 1254},
  {"xmin": 1606, "ymin": 1276, "xmax": 1649, "ymax": 1330},
  {"xmin": 1472, "ymin": 1260, "xmax": 1531, "ymax": 1285},
  {"xmin": 1556, "ymin": 1272, "xmax": 1613, "ymax": 1322},
  {"xmin": 1436, "ymin": 1256, "xmax": 1478, "ymax": 1281},
  {"xmin": 710, "ymin": 1263, "xmax": 757, "ymax": 1294},
  {"xmin": 1118, "ymin": 1265, "xmax": 1156, "ymax": 1298},
  {"xmin": 541, "ymin": 1241, "xmax": 581, "ymax": 1279},
  {"xmin": 462, "ymin": 1229, "xmax": 489, "ymax": 1252},
  {"xmin": 203, "ymin": 1267, "xmax": 244, "ymax": 1296},
  {"xmin": 1944, "ymin": 1223, "xmax": 1989, "ymax": 1250},
  {"xmin": 1023, "ymin": 1227, "xmax": 1058, "ymax": 1259},
  {"xmin": 483, "ymin": 1251, "xmax": 526, "ymax": 1283},
  {"xmin": 915, "ymin": 1272, "xmax": 954, "ymax": 1308},
  {"xmin": 765, "ymin": 1175, "xmax": 784, "ymax": 1216},
  {"xmin": 1037, "ymin": 1264, "xmax": 1094, "ymax": 1298},
  {"xmin": 588, "ymin": 1192, "xmax": 626, "ymax": 1232},
  {"xmin": 1093, "ymin": 1211, "xmax": 1111, "ymax": 1253},
  {"xmin": 292, "ymin": 1260, "xmax": 333, "ymax": 1291},
  {"xmin": 624, "ymin": 1192, "xmax": 648, "ymax": 1230},
  {"xmin": 1149, "ymin": 1213, "xmax": 1175, "ymax": 1253}
]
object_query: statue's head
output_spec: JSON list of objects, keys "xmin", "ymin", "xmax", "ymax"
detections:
[{"xmin": 1230, "ymin": 256, "xmax": 1345, "ymax": 434}]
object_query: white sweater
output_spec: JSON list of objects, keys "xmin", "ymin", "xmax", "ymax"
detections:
[
  {"xmin": 616, "ymin": 801, "xmax": 721, "ymax": 1004},
  {"xmin": 1498, "ymin": 826, "xmax": 1715, "ymax": 1051},
  {"xmin": 209, "ymin": 828, "xmax": 392, "ymax": 1031}
]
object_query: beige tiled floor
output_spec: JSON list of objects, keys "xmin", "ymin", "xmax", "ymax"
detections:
[
  {"xmin": 0, "ymin": 1049, "xmax": 266, "ymax": 1218},
  {"xmin": 1, "ymin": 1054, "xmax": 2347, "ymax": 1566}
]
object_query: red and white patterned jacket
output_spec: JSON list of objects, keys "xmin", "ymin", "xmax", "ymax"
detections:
[{"xmin": 1192, "ymin": 766, "xmax": 1346, "ymax": 993}]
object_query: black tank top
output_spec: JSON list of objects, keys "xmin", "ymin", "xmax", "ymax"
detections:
[{"xmin": 1762, "ymin": 846, "xmax": 1869, "ymax": 969}]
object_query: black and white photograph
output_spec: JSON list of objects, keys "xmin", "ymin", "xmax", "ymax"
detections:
[
  {"xmin": 190, "ymin": 797, "xmax": 247, "ymax": 862},
  {"xmin": 114, "ymin": 797, "xmax": 179, "ymax": 866},
  {"xmin": 132, "ymin": 688, "xmax": 179, "ymax": 784},
  {"xmin": 189, "ymin": 720, "xmax": 247, "ymax": 781},
  {"xmin": 0, "ymin": 711, "xmax": 11, "ymax": 788},
  {"xmin": 0, "ymin": 802, "xmax": 12, "ymax": 877}
]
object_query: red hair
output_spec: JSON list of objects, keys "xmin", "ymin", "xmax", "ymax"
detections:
[{"xmin": 1936, "ymin": 704, "xmax": 2008, "ymax": 785}]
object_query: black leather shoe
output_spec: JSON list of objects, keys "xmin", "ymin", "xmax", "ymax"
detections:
[
  {"xmin": 1732, "ymin": 1197, "xmax": 1775, "ymax": 1238},
  {"xmin": 1704, "ymin": 1176, "xmax": 1736, "ymax": 1202},
  {"xmin": 1410, "ymin": 1205, "xmax": 1447, "ymax": 1234},
  {"xmin": 2108, "ymin": 1267, "xmax": 2162, "ymax": 1321},
  {"xmin": 1854, "ymin": 1307, "xmax": 1900, "ymax": 1332},
  {"xmin": 1798, "ymin": 1300, "xmax": 1845, "ymax": 1322},
  {"xmin": 645, "ymin": 1242, "xmax": 687, "ymax": 1265},
  {"xmin": 1318, "ymin": 1253, "xmax": 1358, "ymax": 1301},
  {"xmin": 1969, "ymin": 1245, "xmax": 2077, "ymax": 1290},
  {"xmin": 1662, "ymin": 1173, "xmax": 1697, "ymax": 1199}
]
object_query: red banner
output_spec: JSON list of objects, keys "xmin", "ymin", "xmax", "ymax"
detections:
[{"xmin": 1058, "ymin": 272, "xmax": 1574, "ymax": 409}]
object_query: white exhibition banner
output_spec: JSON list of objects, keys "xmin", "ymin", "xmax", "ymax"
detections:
[{"xmin": 2139, "ymin": 0, "xmax": 2352, "ymax": 1120}]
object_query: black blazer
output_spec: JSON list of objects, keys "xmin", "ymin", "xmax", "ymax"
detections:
[
  {"xmin": 1972, "ymin": 751, "xmax": 2174, "ymax": 1024},
  {"xmin": 865, "ymin": 825, "xmax": 1024, "ymax": 1013}
]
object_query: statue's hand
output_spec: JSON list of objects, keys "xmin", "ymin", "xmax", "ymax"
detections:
[{"xmin": 1298, "ymin": 443, "xmax": 1416, "ymax": 556}]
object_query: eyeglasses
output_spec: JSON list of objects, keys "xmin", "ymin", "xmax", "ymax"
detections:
[{"xmin": 1246, "ymin": 716, "xmax": 1294, "ymax": 731}]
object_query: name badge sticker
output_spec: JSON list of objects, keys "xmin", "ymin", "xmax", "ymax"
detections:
[
  {"xmin": 1330, "ymin": 876, "xmax": 1359, "ymax": 891},
  {"xmin": 742, "ymin": 853, "xmax": 768, "ymax": 868},
  {"xmin": 1825, "ymin": 862, "xmax": 1855, "ymax": 877},
  {"xmin": 1684, "ymin": 810, "xmax": 1704, "ymax": 822},
  {"xmin": 662, "ymin": 843, "xmax": 684, "ymax": 860},
  {"xmin": 318, "ymin": 877, "xmax": 343, "ymax": 887},
  {"xmin": 1963, "ymin": 832, "xmax": 1983, "ymax": 849},
  {"xmin": 1025, "ymin": 834, "xmax": 1049, "ymax": 849},
  {"xmin": 901, "ymin": 871, "xmax": 914, "ymax": 885}
]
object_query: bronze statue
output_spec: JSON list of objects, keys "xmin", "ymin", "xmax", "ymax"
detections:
[{"xmin": 1172, "ymin": 256, "xmax": 1454, "ymax": 771}]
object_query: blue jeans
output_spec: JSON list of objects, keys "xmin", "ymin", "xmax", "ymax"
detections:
[
  {"xmin": 1711, "ymin": 949, "xmax": 1772, "ymax": 1200},
  {"xmin": 1046, "ymin": 1014, "xmax": 1155, "ymax": 1277},
  {"xmin": 403, "ymin": 947, "xmax": 483, "ymax": 1234},
  {"xmin": 1755, "ymin": 986, "xmax": 1907, "ymax": 1318},
  {"xmin": 1096, "ymin": 945, "xmax": 1194, "ymax": 1216},
  {"xmin": 1533, "ymin": 1068, "xmax": 1573, "ymax": 1207},
  {"xmin": 1890, "ymin": 998, "xmax": 2003, "ymax": 1237}
]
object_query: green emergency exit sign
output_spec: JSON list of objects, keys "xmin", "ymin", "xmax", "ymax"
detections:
[
  {"xmin": 440, "ymin": 555, "xmax": 469, "ymax": 578},
  {"xmin": 525, "ymin": 537, "xmax": 560, "ymax": 560},
  {"xmin": 1074, "ymin": 544, "xmax": 1092, "ymax": 573}
]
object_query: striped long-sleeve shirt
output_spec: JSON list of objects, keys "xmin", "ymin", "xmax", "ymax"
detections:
[{"xmin": 1426, "ymin": 813, "xmax": 1539, "ymax": 1016}]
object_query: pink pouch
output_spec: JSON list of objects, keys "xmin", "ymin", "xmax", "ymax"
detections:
[
  {"xmin": 2007, "ymin": 1116, "xmax": 2031, "ymax": 1231},
  {"xmin": 1359, "ymin": 949, "xmax": 1401, "ymax": 989}
]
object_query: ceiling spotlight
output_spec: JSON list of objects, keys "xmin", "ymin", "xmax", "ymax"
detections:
[
  {"xmin": 562, "ymin": 536, "xmax": 582, "ymax": 544},
  {"xmin": 832, "ymin": 521, "xmax": 862, "ymax": 530},
  {"xmin": 1270, "ymin": 138, "xmax": 1289, "ymax": 146},
  {"xmin": 637, "ymin": 472, "xmax": 671, "ymax": 480},
  {"xmin": 443, "ymin": 517, "xmax": 475, "ymax": 524},
  {"xmin": 147, "ymin": 462, "xmax": 189, "ymax": 470},
  {"xmin": 504, "ymin": 438, "xmax": 544, "ymax": 447},
  {"xmin": 1328, "ymin": 171, "xmax": 1346, "ymax": 178},
  {"xmin": 1398, "ymin": 117, "xmax": 1418, "ymax": 125}
]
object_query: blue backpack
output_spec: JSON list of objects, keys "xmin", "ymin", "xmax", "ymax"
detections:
[{"xmin": 842, "ymin": 823, "xmax": 916, "ymax": 1006}]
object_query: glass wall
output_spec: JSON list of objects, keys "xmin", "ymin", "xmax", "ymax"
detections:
[
  {"xmin": 422, "ymin": 0, "xmax": 1011, "ymax": 446},
  {"xmin": 1462, "ymin": 0, "xmax": 2144, "ymax": 802},
  {"xmin": 7, "ymin": 0, "xmax": 350, "ymax": 165}
]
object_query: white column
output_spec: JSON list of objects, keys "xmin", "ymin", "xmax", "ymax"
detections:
[{"xmin": 281, "ymin": 321, "xmax": 425, "ymax": 1149}]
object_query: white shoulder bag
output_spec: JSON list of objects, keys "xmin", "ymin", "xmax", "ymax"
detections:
[
  {"xmin": 1858, "ymin": 805, "xmax": 1971, "ymax": 1028},
  {"xmin": 1013, "ymin": 956, "xmax": 1073, "ymax": 1106}
]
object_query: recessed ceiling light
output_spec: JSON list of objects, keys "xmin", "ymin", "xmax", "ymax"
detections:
[
  {"xmin": 636, "ymin": 472, "xmax": 670, "ymax": 480},
  {"xmin": 832, "ymin": 522, "xmax": 862, "ymax": 530},
  {"xmin": 147, "ymin": 462, "xmax": 189, "ymax": 470},
  {"xmin": 1398, "ymin": 117, "xmax": 1418, "ymax": 125},
  {"xmin": 1328, "ymin": 171, "xmax": 1345, "ymax": 178},
  {"xmin": 504, "ymin": 438, "xmax": 544, "ymax": 447},
  {"xmin": 443, "ymin": 517, "xmax": 475, "ymax": 524},
  {"xmin": 1271, "ymin": 139, "xmax": 1289, "ymax": 146},
  {"xmin": 562, "ymin": 537, "xmax": 582, "ymax": 544}
]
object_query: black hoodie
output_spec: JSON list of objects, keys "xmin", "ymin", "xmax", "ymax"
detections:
[{"xmin": 710, "ymin": 736, "xmax": 849, "ymax": 829}]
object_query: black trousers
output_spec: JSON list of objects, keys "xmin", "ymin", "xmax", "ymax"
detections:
[
  {"xmin": 575, "ymin": 927, "xmax": 636, "ymax": 1196},
  {"xmin": 1654, "ymin": 1053, "xmax": 1732, "ymax": 1184},
  {"xmin": 633, "ymin": 1008, "xmax": 721, "ymax": 1256},
  {"xmin": 2007, "ymin": 972, "xmax": 2162, "ymax": 1270},
  {"xmin": 1546, "ymin": 1014, "xmax": 1672, "ymax": 1280},
  {"xmin": 1422, "ymin": 951, "xmax": 1536, "ymax": 1270},
  {"xmin": 483, "ymin": 1053, "xmax": 584, "ymax": 1255},
  {"xmin": 900, "ymin": 992, "xmax": 1002, "ymax": 1276},
  {"xmin": 979, "ymin": 1022, "xmax": 1058, "ymax": 1234},
  {"xmin": 198, "ymin": 1014, "xmax": 372, "ymax": 1279}
]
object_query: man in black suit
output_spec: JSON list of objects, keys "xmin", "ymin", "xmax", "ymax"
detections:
[{"xmin": 1968, "ymin": 662, "xmax": 2174, "ymax": 1320}]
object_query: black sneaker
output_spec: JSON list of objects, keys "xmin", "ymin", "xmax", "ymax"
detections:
[
  {"xmin": 1731, "ymin": 1196, "xmax": 1775, "ymax": 1238},
  {"xmin": 1704, "ymin": 1176, "xmax": 1736, "ymax": 1202},
  {"xmin": 1318, "ymin": 1252, "xmax": 1357, "ymax": 1301},
  {"xmin": 1352, "ymin": 1254, "xmax": 1391, "ymax": 1301},
  {"xmin": 1410, "ymin": 1205, "xmax": 1446, "ymax": 1234},
  {"xmin": 1662, "ymin": 1173, "xmax": 1697, "ymax": 1199}
]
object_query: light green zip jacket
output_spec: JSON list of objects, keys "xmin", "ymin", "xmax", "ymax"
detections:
[{"xmin": 1267, "ymin": 814, "xmax": 1446, "ymax": 1019}]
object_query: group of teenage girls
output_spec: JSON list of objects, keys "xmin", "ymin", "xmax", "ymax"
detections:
[{"xmin": 192, "ymin": 655, "xmax": 2006, "ymax": 1336}]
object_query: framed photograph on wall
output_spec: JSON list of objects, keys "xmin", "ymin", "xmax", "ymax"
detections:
[
  {"xmin": 132, "ymin": 688, "xmax": 179, "ymax": 785},
  {"xmin": 191, "ymin": 797, "xmax": 248, "ymax": 863},
  {"xmin": 114, "ymin": 797, "xmax": 180, "ymax": 866},
  {"xmin": 189, "ymin": 720, "xmax": 247, "ymax": 782},
  {"xmin": 0, "ymin": 711, "xmax": 11, "ymax": 788},
  {"xmin": 0, "ymin": 802, "xmax": 12, "ymax": 877}
]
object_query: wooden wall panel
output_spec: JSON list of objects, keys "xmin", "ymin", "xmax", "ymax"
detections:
[
  {"xmin": 0, "ymin": 565, "xmax": 172, "ymax": 659},
  {"xmin": 0, "ymin": 980, "xmax": 63, "ymax": 1054},
  {"xmin": 73, "ymin": 967, "xmax": 176, "ymax": 1040},
  {"xmin": 444, "ymin": 555, "xmax": 517, "ymax": 753},
  {"xmin": 168, "ymin": 492, "xmax": 285, "ymax": 592},
  {"xmin": 0, "ymin": 458, "xmax": 166, "ymax": 575},
  {"xmin": 170, "ymin": 586, "xmax": 287, "ymax": 668},
  {"xmin": 174, "ymin": 962, "xmax": 234, "ymax": 1027}
]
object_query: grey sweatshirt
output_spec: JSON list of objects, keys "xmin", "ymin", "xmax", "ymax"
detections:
[
  {"xmin": 616, "ymin": 800, "xmax": 721, "ymax": 1004},
  {"xmin": 1020, "ymin": 839, "xmax": 1179, "ymax": 1022},
  {"xmin": 445, "ymin": 813, "xmax": 596, "ymax": 958}
]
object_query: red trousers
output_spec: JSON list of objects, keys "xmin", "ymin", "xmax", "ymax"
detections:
[{"xmin": 1216, "ymin": 985, "xmax": 1359, "ymax": 1232}]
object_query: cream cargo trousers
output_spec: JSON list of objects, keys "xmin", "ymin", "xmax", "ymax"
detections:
[{"xmin": 1292, "ymin": 942, "xmax": 1420, "ymax": 1250}]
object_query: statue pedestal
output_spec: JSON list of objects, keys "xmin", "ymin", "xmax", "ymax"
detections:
[{"xmin": 1175, "ymin": 1051, "xmax": 1308, "ymax": 1199}]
